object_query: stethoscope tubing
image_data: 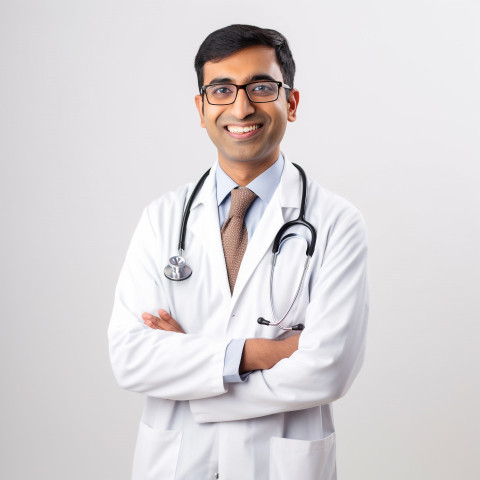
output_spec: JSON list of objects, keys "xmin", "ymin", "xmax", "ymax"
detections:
[
  {"xmin": 165, "ymin": 162, "xmax": 317, "ymax": 331},
  {"xmin": 266, "ymin": 251, "xmax": 311, "ymax": 330},
  {"xmin": 272, "ymin": 163, "xmax": 316, "ymax": 257},
  {"xmin": 177, "ymin": 168, "xmax": 211, "ymax": 254}
]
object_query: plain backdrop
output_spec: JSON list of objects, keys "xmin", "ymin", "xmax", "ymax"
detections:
[{"xmin": 1, "ymin": 1, "xmax": 479, "ymax": 479}]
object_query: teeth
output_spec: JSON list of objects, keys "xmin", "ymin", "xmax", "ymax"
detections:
[{"xmin": 227, "ymin": 124, "xmax": 261, "ymax": 133}]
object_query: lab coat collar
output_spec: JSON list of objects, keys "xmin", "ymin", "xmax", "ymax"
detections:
[
  {"xmin": 276, "ymin": 154, "xmax": 303, "ymax": 211},
  {"xmin": 188, "ymin": 162, "xmax": 230, "ymax": 301},
  {"xmin": 190, "ymin": 162, "xmax": 218, "ymax": 211},
  {"xmin": 190, "ymin": 153, "xmax": 301, "ymax": 212}
]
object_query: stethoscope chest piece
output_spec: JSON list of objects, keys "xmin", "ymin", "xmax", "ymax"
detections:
[{"xmin": 164, "ymin": 255, "xmax": 192, "ymax": 281}]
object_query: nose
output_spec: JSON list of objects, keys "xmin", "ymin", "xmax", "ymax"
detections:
[{"xmin": 230, "ymin": 88, "xmax": 255, "ymax": 119}]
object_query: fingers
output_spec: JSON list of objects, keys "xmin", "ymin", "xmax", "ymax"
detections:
[
  {"xmin": 142, "ymin": 312, "xmax": 163, "ymax": 329},
  {"xmin": 142, "ymin": 310, "xmax": 185, "ymax": 333},
  {"xmin": 157, "ymin": 309, "xmax": 176, "ymax": 325}
]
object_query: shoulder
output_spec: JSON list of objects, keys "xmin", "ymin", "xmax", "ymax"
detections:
[
  {"xmin": 307, "ymin": 178, "xmax": 366, "ymax": 230},
  {"xmin": 283, "ymin": 158, "xmax": 364, "ymax": 225},
  {"xmin": 280, "ymin": 159, "xmax": 367, "ymax": 243},
  {"xmin": 301, "ymin": 178, "xmax": 368, "ymax": 271},
  {"xmin": 286, "ymin": 165, "xmax": 367, "ymax": 257},
  {"xmin": 146, "ymin": 182, "xmax": 194, "ymax": 214},
  {"xmin": 138, "ymin": 182, "xmax": 195, "ymax": 238}
]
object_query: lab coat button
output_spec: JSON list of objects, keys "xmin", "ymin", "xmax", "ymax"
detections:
[{"xmin": 214, "ymin": 474, "xmax": 219, "ymax": 479}]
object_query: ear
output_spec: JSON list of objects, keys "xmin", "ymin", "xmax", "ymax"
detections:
[
  {"xmin": 286, "ymin": 89, "xmax": 300, "ymax": 122},
  {"xmin": 195, "ymin": 94, "xmax": 206, "ymax": 128}
]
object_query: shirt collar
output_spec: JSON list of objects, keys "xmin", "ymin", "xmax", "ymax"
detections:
[{"xmin": 216, "ymin": 153, "xmax": 285, "ymax": 207}]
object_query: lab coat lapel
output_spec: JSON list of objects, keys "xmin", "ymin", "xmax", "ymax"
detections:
[
  {"xmin": 230, "ymin": 159, "xmax": 303, "ymax": 306},
  {"xmin": 188, "ymin": 164, "xmax": 231, "ymax": 300}
]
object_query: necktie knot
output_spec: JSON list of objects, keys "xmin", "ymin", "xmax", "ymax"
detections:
[{"xmin": 228, "ymin": 187, "xmax": 257, "ymax": 219}]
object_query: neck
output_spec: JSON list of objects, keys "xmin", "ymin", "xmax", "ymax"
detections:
[{"xmin": 218, "ymin": 149, "xmax": 280, "ymax": 186}]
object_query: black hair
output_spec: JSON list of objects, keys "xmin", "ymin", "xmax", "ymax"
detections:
[{"xmin": 194, "ymin": 24, "xmax": 296, "ymax": 92}]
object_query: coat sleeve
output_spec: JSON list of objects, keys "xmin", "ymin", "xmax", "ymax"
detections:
[
  {"xmin": 189, "ymin": 210, "xmax": 368, "ymax": 422},
  {"xmin": 108, "ymin": 206, "xmax": 229, "ymax": 401}
]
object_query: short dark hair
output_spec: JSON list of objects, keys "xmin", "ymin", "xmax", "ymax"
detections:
[{"xmin": 194, "ymin": 24, "xmax": 296, "ymax": 92}]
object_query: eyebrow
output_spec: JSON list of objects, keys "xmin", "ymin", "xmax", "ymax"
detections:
[{"xmin": 207, "ymin": 73, "xmax": 278, "ymax": 85}]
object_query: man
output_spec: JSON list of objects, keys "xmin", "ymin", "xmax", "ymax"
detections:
[{"xmin": 108, "ymin": 24, "xmax": 368, "ymax": 480}]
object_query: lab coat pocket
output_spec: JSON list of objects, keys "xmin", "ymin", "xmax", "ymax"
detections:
[
  {"xmin": 132, "ymin": 422, "xmax": 183, "ymax": 480},
  {"xmin": 269, "ymin": 433, "xmax": 336, "ymax": 480}
]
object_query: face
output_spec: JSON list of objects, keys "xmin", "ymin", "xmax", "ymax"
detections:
[{"xmin": 195, "ymin": 46, "xmax": 299, "ymax": 170}]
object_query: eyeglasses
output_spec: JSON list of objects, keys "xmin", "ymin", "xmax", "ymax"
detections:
[{"xmin": 200, "ymin": 80, "xmax": 291, "ymax": 105}]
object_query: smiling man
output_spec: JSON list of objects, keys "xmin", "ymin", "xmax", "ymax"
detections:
[{"xmin": 108, "ymin": 25, "xmax": 369, "ymax": 480}]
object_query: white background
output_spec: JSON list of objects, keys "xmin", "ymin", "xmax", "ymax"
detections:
[{"xmin": 1, "ymin": 1, "xmax": 479, "ymax": 478}]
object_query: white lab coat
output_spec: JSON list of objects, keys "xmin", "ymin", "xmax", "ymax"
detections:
[{"xmin": 108, "ymin": 158, "xmax": 369, "ymax": 480}]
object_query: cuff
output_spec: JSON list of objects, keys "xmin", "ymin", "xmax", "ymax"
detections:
[{"xmin": 223, "ymin": 338, "xmax": 251, "ymax": 383}]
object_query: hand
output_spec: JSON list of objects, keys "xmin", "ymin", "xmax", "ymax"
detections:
[
  {"xmin": 142, "ymin": 309, "xmax": 185, "ymax": 334},
  {"xmin": 240, "ymin": 333, "xmax": 301, "ymax": 373}
]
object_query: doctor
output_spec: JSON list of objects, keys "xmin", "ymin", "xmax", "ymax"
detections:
[{"xmin": 108, "ymin": 24, "xmax": 368, "ymax": 480}]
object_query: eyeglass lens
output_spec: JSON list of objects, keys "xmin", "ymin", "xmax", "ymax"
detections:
[{"xmin": 205, "ymin": 82, "xmax": 279, "ymax": 104}]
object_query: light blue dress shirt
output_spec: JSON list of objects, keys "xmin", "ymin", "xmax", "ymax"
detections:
[{"xmin": 218, "ymin": 154, "xmax": 285, "ymax": 383}]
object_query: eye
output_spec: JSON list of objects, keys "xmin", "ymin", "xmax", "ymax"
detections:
[
  {"xmin": 211, "ymin": 85, "xmax": 234, "ymax": 95},
  {"xmin": 247, "ymin": 82, "xmax": 278, "ymax": 99},
  {"xmin": 252, "ymin": 83, "xmax": 275, "ymax": 92}
]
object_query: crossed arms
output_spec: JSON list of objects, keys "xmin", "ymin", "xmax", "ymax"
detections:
[
  {"xmin": 142, "ymin": 309, "xmax": 300, "ymax": 372},
  {"xmin": 108, "ymin": 203, "xmax": 368, "ymax": 422}
]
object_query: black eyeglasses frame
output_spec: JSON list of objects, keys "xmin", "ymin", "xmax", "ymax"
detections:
[{"xmin": 200, "ymin": 80, "xmax": 292, "ymax": 105}]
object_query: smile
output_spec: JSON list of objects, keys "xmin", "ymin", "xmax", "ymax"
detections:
[
  {"xmin": 226, "ymin": 124, "xmax": 262, "ymax": 133},
  {"xmin": 224, "ymin": 124, "xmax": 263, "ymax": 139}
]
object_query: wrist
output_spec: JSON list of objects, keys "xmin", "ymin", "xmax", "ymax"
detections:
[
  {"xmin": 240, "ymin": 338, "xmax": 275, "ymax": 372},
  {"xmin": 240, "ymin": 334, "xmax": 301, "ymax": 373}
]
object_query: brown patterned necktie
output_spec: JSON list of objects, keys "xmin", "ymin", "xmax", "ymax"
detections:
[{"xmin": 221, "ymin": 187, "xmax": 257, "ymax": 293}]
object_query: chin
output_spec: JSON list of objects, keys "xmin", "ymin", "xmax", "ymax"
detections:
[
  {"xmin": 228, "ymin": 158, "xmax": 263, "ymax": 165},
  {"xmin": 223, "ymin": 148, "xmax": 271, "ymax": 164}
]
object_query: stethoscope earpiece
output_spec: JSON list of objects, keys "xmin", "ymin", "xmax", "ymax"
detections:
[
  {"xmin": 291, "ymin": 323, "xmax": 305, "ymax": 331},
  {"xmin": 257, "ymin": 317, "xmax": 270, "ymax": 325}
]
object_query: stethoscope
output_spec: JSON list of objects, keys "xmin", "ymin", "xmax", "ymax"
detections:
[{"xmin": 164, "ymin": 163, "xmax": 317, "ymax": 331}]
